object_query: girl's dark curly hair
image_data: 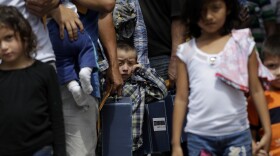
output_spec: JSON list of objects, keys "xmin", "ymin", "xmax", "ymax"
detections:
[
  {"xmin": 181, "ymin": 0, "xmax": 241, "ymax": 38},
  {"xmin": 0, "ymin": 5, "xmax": 37, "ymax": 58}
]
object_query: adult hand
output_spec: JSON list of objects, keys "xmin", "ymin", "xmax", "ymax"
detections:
[
  {"xmin": 168, "ymin": 56, "xmax": 178, "ymax": 89},
  {"xmin": 25, "ymin": 0, "xmax": 60, "ymax": 17},
  {"xmin": 49, "ymin": 5, "xmax": 84, "ymax": 41},
  {"xmin": 239, "ymin": 5, "xmax": 250, "ymax": 23},
  {"xmin": 106, "ymin": 65, "xmax": 123, "ymax": 96},
  {"xmin": 238, "ymin": 5, "xmax": 253, "ymax": 29}
]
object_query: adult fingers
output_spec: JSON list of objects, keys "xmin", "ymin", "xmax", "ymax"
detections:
[
  {"xmin": 65, "ymin": 22, "xmax": 74, "ymax": 41},
  {"xmin": 69, "ymin": 21, "xmax": 78, "ymax": 40},
  {"xmin": 59, "ymin": 23, "xmax": 65, "ymax": 39},
  {"xmin": 75, "ymin": 18, "xmax": 84, "ymax": 33}
]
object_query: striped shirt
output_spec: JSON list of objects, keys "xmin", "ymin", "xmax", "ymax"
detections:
[{"xmin": 248, "ymin": 91, "xmax": 280, "ymax": 155}]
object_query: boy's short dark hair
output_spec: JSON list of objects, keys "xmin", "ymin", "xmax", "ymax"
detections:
[
  {"xmin": 0, "ymin": 5, "xmax": 37, "ymax": 58},
  {"xmin": 117, "ymin": 40, "xmax": 136, "ymax": 53},
  {"xmin": 260, "ymin": 34, "xmax": 280, "ymax": 61},
  {"xmin": 181, "ymin": 0, "xmax": 241, "ymax": 38}
]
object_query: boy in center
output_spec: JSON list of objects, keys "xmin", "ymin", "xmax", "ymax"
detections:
[{"xmin": 117, "ymin": 41, "xmax": 167, "ymax": 155}]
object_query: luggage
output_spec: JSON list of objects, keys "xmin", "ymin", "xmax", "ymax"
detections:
[
  {"xmin": 101, "ymin": 97, "xmax": 133, "ymax": 156},
  {"xmin": 143, "ymin": 100, "xmax": 170, "ymax": 154}
]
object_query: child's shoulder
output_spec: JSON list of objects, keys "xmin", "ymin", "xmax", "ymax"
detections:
[
  {"xmin": 33, "ymin": 60, "xmax": 56, "ymax": 72},
  {"xmin": 231, "ymin": 28, "xmax": 253, "ymax": 40},
  {"xmin": 176, "ymin": 38, "xmax": 196, "ymax": 63},
  {"xmin": 177, "ymin": 38, "xmax": 196, "ymax": 53}
]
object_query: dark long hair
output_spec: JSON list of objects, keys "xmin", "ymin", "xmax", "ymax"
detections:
[
  {"xmin": 181, "ymin": 0, "xmax": 241, "ymax": 38},
  {"xmin": 0, "ymin": 5, "xmax": 37, "ymax": 58}
]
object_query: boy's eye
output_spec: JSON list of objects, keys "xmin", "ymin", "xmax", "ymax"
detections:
[
  {"xmin": 266, "ymin": 64, "xmax": 278, "ymax": 69},
  {"xmin": 118, "ymin": 61, "xmax": 124, "ymax": 66},
  {"xmin": 128, "ymin": 61, "xmax": 136, "ymax": 66}
]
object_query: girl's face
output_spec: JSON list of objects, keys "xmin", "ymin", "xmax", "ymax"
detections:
[
  {"xmin": 0, "ymin": 26, "xmax": 25, "ymax": 64},
  {"xmin": 198, "ymin": 0, "xmax": 228, "ymax": 36}
]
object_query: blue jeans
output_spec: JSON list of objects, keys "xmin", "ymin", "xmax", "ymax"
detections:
[
  {"xmin": 33, "ymin": 146, "xmax": 53, "ymax": 156},
  {"xmin": 149, "ymin": 55, "xmax": 170, "ymax": 80},
  {"xmin": 186, "ymin": 129, "xmax": 252, "ymax": 156}
]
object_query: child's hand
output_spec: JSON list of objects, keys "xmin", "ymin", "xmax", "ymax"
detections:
[
  {"xmin": 49, "ymin": 4, "xmax": 84, "ymax": 41},
  {"xmin": 253, "ymin": 134, "xmax": 271, "ymax": 155},
  {"xmin": 172, "ymin": 144, "xmax": 183, "ymax": 156},
  {"xmin": 255, "ymin": 149, "xmax": 270, "ymax": 156},
  {"xmin": 132, "ymin": 64, "xmax": 142, "ymax": 73}
]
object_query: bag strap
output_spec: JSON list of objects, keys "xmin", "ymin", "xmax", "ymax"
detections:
[{"xmin": 97, "ymin": 84, "xmax": 113, "ymax": 133}]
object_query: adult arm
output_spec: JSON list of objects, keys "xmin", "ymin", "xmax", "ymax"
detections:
[
  {"xmin": 248, "ymin": 50, "xmax": 271, "ymax": 154},
  {"xmin": 72, "ymin": 0, "xmax": 115, "ymax": 13},
  {"xmin": 171, "ymin": 59, "xmax": 189, "ymax": 156},
  {"xmin": 168, "ymin": 18, "xmax": 186, "ymax": 85},
  {"xmin": 25, "ymin": 0, "xmax": 60, "ymax": 17},
  {"xmin": 98, "ymin": 12, "xmax": 123, "ymax": 95}
]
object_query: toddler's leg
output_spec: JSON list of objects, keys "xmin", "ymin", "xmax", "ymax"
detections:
[
  {"xmin": 67, "ymin": 80, "xmax": 89, "ymax": 111},
  {"xmin": 79, "ymin": 67, "xmax": 93, "ymax": 94}
]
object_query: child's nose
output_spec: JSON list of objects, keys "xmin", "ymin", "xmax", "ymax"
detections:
[
  {"xmin": 205, "ymin": 10, "xmax": 213, "ymax": 20},
  {"xmin": 0, "ymin": 41, "xmax": 7, "ymax": 51},
  {"xmin": 276, "ymin": 67, "xmax": 280, "ymax": 77},
  {"xmin": 122, "ymin": 63, "xmax": 129, "ymax": 71}
]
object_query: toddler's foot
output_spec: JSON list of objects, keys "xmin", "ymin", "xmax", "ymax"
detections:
[
  {"xmin": 67, "ymin": 81, "xmax": 89, "ymax": 110},
  {"xmin": 79, "ymin": 67, "xmax": 93, "ymax": 94}
]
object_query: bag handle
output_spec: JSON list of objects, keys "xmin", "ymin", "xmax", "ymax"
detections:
[{"xmin": 97, "ymin": 84, "xmax": 113, "ymax": 132}]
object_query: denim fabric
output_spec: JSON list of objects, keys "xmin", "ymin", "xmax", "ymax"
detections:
[
  {"xmin": 186, "ymin": 129, "xmax": 252, "ymax": 156},
  {"xmin": 149, "ymin": 55, "xmax": 170, "ymax": 80},
  {"xmin": 133, "ymin": 0, "xmax": 149, "ymax": 68},
  {"xmin": 33, "ymin": 146, "xmax": 53, "ymax": 156},
  {"xmin": 114, "ymin": 0, "xmax": 149, "ymax": 68}
]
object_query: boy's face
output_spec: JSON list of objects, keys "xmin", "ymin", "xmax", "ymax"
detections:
[
  {"xmin": 263, "ymin": 55, "xmax": 280, "ymax": 90},
  {"xmin": 117, "ymin": 49, "xmax": 137, "ymax": 81}
]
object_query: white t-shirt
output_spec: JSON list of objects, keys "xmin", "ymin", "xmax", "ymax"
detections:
[
  {"xmin": 1, "ymin": 0, "xmax": 55, "ymax": 62},
  {"xmin": 176, "ymin": 38, "xmax": 249, "ymax": 136}
]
